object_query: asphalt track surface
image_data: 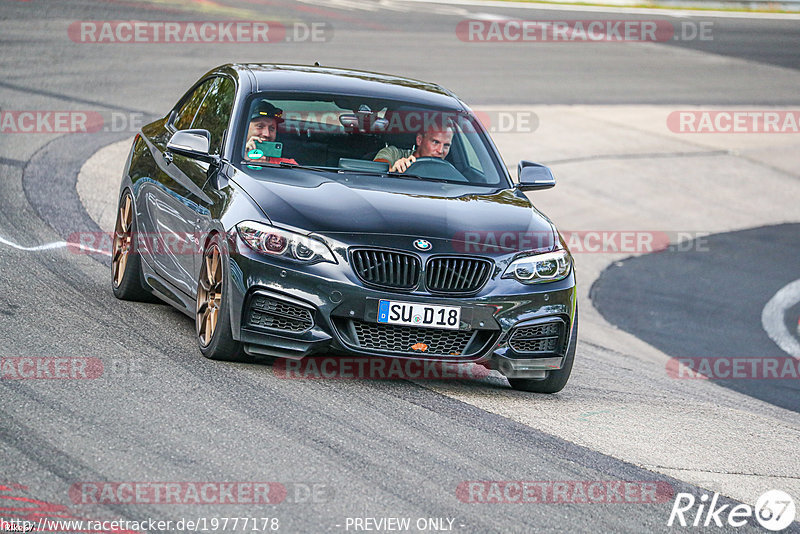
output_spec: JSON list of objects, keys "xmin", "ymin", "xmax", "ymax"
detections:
[
  {"xmin": 1, "ymin": 0, "xmax": 800, "ymax": 533},
  {"xmin": 591, "ymin": 225, "xmax": 800, "ymax": 412}
]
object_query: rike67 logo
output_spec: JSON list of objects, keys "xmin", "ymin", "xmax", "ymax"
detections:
[{"xmin": 668, "ymin": 490, "xmax": 796, "ymax": 531}]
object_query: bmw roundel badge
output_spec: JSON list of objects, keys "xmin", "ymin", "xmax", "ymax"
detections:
[{"xmin": 413, "ymin": 239, "xmax": 432, "ymax": 251}]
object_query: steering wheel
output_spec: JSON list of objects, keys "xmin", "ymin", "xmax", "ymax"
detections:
[{"xmin": 404, "ymin": 157, "xmax": 468, "ymax": 182}]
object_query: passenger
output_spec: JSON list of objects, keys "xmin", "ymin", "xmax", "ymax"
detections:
[
  {"xmin": 244, "ymin": 101, "xmax": 298, "ymax": 165},
  {"xmin": 374, "ymin": 118, "xmax": 453, "ymax": 173}
]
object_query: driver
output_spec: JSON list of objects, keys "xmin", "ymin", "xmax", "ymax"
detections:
[
  {"xmin": 244, "ymin": 101, "xmax": 297, "ymax": 165},
  {"xmin": 374, "ymin": 119, "xmax": 453, "ymax": 173}
]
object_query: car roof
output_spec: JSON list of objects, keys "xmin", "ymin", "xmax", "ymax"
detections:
[{"xmin": 221, "ymin": 63, "xmax": 464, "ymax": 109}]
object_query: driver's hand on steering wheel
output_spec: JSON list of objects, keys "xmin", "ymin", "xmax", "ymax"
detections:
[{"xmin": 389, "ymin": 155, "xmax": 416, "ymax": 173}]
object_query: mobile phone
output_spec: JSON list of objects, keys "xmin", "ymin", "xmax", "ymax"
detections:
[{"xmin": 254, "ymin": 141, "xmax": 283, "ymax": 158}]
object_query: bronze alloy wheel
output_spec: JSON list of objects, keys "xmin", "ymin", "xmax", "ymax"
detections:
[
  {"xmin": 112, "ymin": 195, "xmax": 133, "ymax": 288},
  {"xmin": 197, "ymin": 244, "xmax": 223, "ymax": 347}
]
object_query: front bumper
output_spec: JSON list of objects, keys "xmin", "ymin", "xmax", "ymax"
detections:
[{"xmin": 226, "ymin": 234, "xmax": 577, "ymax": 377}]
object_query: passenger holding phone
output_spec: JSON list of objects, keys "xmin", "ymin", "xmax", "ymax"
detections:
[{"xmin": 244, "ymin": 101, "xmax": 298, "ymax": 165}]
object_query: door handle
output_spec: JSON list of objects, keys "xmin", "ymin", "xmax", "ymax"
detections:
[{"xmin": 163, "ymin": 151, "xmax": 173, "ymax": 165}]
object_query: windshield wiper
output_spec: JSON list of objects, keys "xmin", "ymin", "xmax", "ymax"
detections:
[
  {"xmin": 240, "ymin": 161, "xmax": 337, "ymax": 173},
  {"xmin": 385, "ymin": 171, "xmax": 424, "ymax": 181},
  {"xmin": 241, "ymin": 162, "xmax": 461, "ymax": 183},
  {"xmin": 335, "ymin": 168, "xmax": 425, "ymax": 181}
]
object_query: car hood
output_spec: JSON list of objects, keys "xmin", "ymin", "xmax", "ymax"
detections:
[{"xmin": 233, "ymin": 170, "xmax": 556, "ymax": 252}]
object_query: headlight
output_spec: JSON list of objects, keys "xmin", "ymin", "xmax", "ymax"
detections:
[
  {"xmin": 503, "ymin": 249, "xmax": 572, "ymax": 284},
  {"xmin": 236, "ymin": 221, "xmax": 336, "ymax": 264}
]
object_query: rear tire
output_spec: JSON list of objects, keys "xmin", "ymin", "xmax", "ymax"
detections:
[
  {"xmin": 508, "ymin": 308, "xmax": 578, "ymax": 394},
  {"xmin": 196, "ymin": 234, "xmax": 251, "ymax": 362},
  {"xmin": 112, "ymin": 192, "xmax": 158, "ymax": 302}
]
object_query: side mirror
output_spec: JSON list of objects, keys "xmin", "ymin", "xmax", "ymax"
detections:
[
  {"xmin": 517, "ymin": 160, "xmax": 556, "ymax": 191},
  {"xmin": 167, "ymin": 129, "xmax": 218, "ymax": 165}
]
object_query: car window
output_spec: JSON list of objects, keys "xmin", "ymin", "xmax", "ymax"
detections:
[
  {"xmin": 192, "ymin": 77, "xmax": 236, "ymax": 155},
  {"xmin": 172, "ymin": 78, "xmax": 215, "ymax": 131},
  {"xmin": 462, "ymin": 132, "xmax": 483, "ymax": 172},
  {"xmin": 237, "ymin": 92, "xmax": 509, "ymax": 188}
]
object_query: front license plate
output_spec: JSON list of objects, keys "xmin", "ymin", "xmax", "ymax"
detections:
[{"xmin": 377, "ymin": 300, "xmax": 461, "ymax": 330}]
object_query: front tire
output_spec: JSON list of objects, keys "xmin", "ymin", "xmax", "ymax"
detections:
[
  {"xmin": 112, "ymin": 192, "xmax": 157, "ymax": 302},
  {"xmin": 508, "ymin": 308, "xmax": 578, "ymax": 394},
  {"xmin": 196, "ymin": 234, "xmax": 250, "ymax": 362}
]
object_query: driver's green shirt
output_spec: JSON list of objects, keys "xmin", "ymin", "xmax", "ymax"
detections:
[{"xmin": 374, "ymin": 146, "xmax": 413, "ymax": 165}]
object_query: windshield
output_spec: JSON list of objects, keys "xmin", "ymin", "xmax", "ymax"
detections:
[{"xmin": 235, "ymin": 91, "xmax": 509, "ymax": 187}]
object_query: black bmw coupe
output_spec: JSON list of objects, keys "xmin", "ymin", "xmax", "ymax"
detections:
[{"xmin": 112, "ymin": 64, "xmax": 577, "ymax": 393}]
